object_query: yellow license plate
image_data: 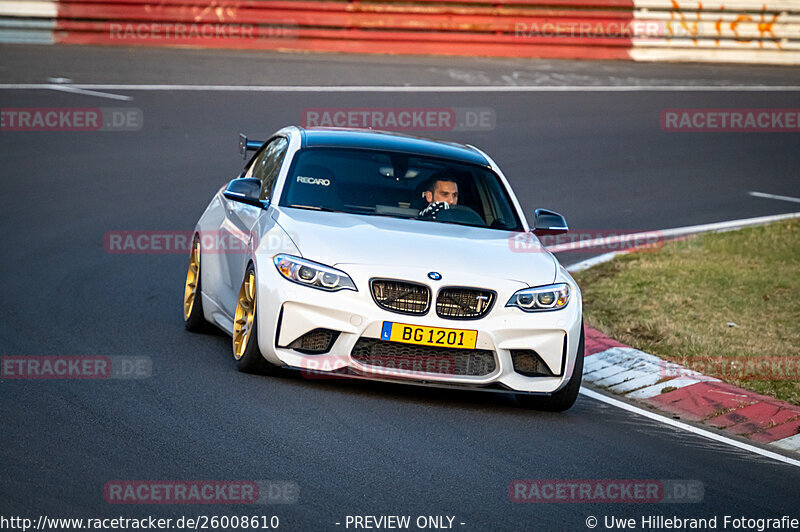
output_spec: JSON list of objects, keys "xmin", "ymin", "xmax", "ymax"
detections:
[{"xmin": 380, "ymin": 322, "xmax": 477, "ymax": 350}]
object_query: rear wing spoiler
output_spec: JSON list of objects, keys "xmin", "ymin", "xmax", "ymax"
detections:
[{"xmin": 238, "ymin": 133, "xmax": 264, "ymax": 159}]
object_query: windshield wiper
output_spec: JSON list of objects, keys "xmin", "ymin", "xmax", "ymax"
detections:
[
  {"xmin": 362, "ymin": 212, "xmax": 417, "ymax": 221},
  {"xmin": 330, "ymin": 205, "xmax": 418, "ymax": 221},
  {"xmin": 285, "ymin": 204, "xmax": 337, "ymax": 212},
  {"xmin": 429, "ymin": 219, "xmax": 488, "ymax": 229}
]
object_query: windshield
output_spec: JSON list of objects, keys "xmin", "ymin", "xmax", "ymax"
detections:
[{"xmin": 278, "ymin": 147, "xmax": 523, "ymax": 231}]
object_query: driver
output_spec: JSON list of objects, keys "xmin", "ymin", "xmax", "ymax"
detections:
[{"xmin": 419, "ymin": 172, "xmax": 459, "ymax": 219}]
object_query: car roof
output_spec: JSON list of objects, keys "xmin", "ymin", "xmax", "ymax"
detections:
[{"xmin": 298, "ymin": 127, "xmax": 489, "ymax": 167}]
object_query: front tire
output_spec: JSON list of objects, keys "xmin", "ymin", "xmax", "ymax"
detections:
[
  {"xmin": 232, "ymin": 264, "xmax": 276, "ymax": 375},
  {"xmin": 184, "ymin": 235, "xmax": 209, "ymax": 332},
  {"xmin": 516, "ymin": 322, "xmax": 584, "ymax": 412}
]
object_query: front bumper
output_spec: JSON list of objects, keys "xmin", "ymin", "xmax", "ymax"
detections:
[{"xmin": 255, "ymin": 261, "xmax": 582, "ymax": 394}]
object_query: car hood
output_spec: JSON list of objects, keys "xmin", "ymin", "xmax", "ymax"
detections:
[{"xmin": 271, "ymin": 207, "xmax": 557, "ymax": 286}]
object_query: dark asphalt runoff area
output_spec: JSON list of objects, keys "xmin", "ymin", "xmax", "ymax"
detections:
[{"xmin": 1, "ymin": 44, "xmax": 800, "ymax": 531}]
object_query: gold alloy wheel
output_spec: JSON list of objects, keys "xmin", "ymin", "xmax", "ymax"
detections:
[
  {"xmin": 233, "ymin": 270, "xmax": 256, "ymax": 360},
  {"xmin": 183, "ymin": 238, "xmax": 200, "ymax": 321}
]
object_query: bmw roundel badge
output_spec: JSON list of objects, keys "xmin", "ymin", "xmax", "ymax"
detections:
[{"xmin": 427, "ymin": 272, "xmax": 442, "ymax": 281}]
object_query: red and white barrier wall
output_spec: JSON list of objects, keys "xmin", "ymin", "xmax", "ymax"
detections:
[
  {"xmin": 1, "ymin": 0, "xmax": 798, "ymax": 64},
  {"xmin": 630, "ymin": 0, "xmax": 800, "ymax": 64}
]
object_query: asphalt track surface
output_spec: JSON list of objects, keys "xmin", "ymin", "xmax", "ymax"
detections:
[{"xmin": 1, "ymin": 45, "xmax": 800, "ymax": 530}]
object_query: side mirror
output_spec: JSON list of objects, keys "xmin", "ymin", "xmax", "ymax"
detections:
[
  {"xmin": 223, "ymin": 178, "xmax": 267, "ymax": 208},
  {"xmin": 532, "ymin": 208, "xmax": 568, "ymax": 236}
]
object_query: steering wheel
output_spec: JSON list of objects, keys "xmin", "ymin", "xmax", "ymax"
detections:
[{"xmin": 420, "ymin": 203, "xmax": 485, "ymax": 226}]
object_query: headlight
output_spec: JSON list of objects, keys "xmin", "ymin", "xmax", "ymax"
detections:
[
  {"xmin": 273, "ymin": 255, "xmax": 357, "ymax": 292},
  {"xmin": 506, "ymin": 283, "xmax": 570, "ymax": 312}
]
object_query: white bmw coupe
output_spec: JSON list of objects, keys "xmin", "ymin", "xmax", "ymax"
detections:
[{"xmin": 184, "ymin": 127, "xmax": 584, "ymax": 410}]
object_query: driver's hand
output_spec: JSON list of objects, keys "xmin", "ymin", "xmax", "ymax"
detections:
[{"xmin": 418, "ymin": 201, "xmax": 450, "ymax": 219}]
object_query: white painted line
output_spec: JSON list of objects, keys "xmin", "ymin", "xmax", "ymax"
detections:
[
  {"xmin": 749, "ymin": 191, "xmax": 800, "ymax": 204},
  {"xmin": 566, "ymin": 251, "xmax": 623, "ymax": 272},
  {"xmin": 565, "ymin": 210, "xmax": 800, "ymax": 271},
  {"xmin": 550, "ymin": 231, "xmax": 663, "ymax": 253},
  {"xmin": 773, "ymin": 434, "xmax": 800, "ymax": 452},
  {"xmin": 599, "ymin": 211, "xmax": 800, "ymax": 240},
  {"xmin": 46, "ymin": 84, "xmax": 132, "ymax": 101},
  {"xmin": 0, "ymin": 84, "xmax": 800, "ymax": 92},
  {"xmin": 579, "ymin": 387, "xmax": 800, "ymax": 468}
]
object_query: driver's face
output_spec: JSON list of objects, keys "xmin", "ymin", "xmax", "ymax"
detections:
[{"xmin": 426, "ymin": 180, "xmax": 459, "ymax": 205}]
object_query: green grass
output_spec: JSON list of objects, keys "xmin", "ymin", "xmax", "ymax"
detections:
[{"xmin": 573, "ymin": 219, "xmax": 800, "ymax": 405}]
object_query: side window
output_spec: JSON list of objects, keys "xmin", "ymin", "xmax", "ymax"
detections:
[
  {"xmin": 477, "ymin": 173, "xmax": 518, "ymax": 229},
  {"xmin": 245, "ymin": 137, "xmax": 289, "ymax": 200}
]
